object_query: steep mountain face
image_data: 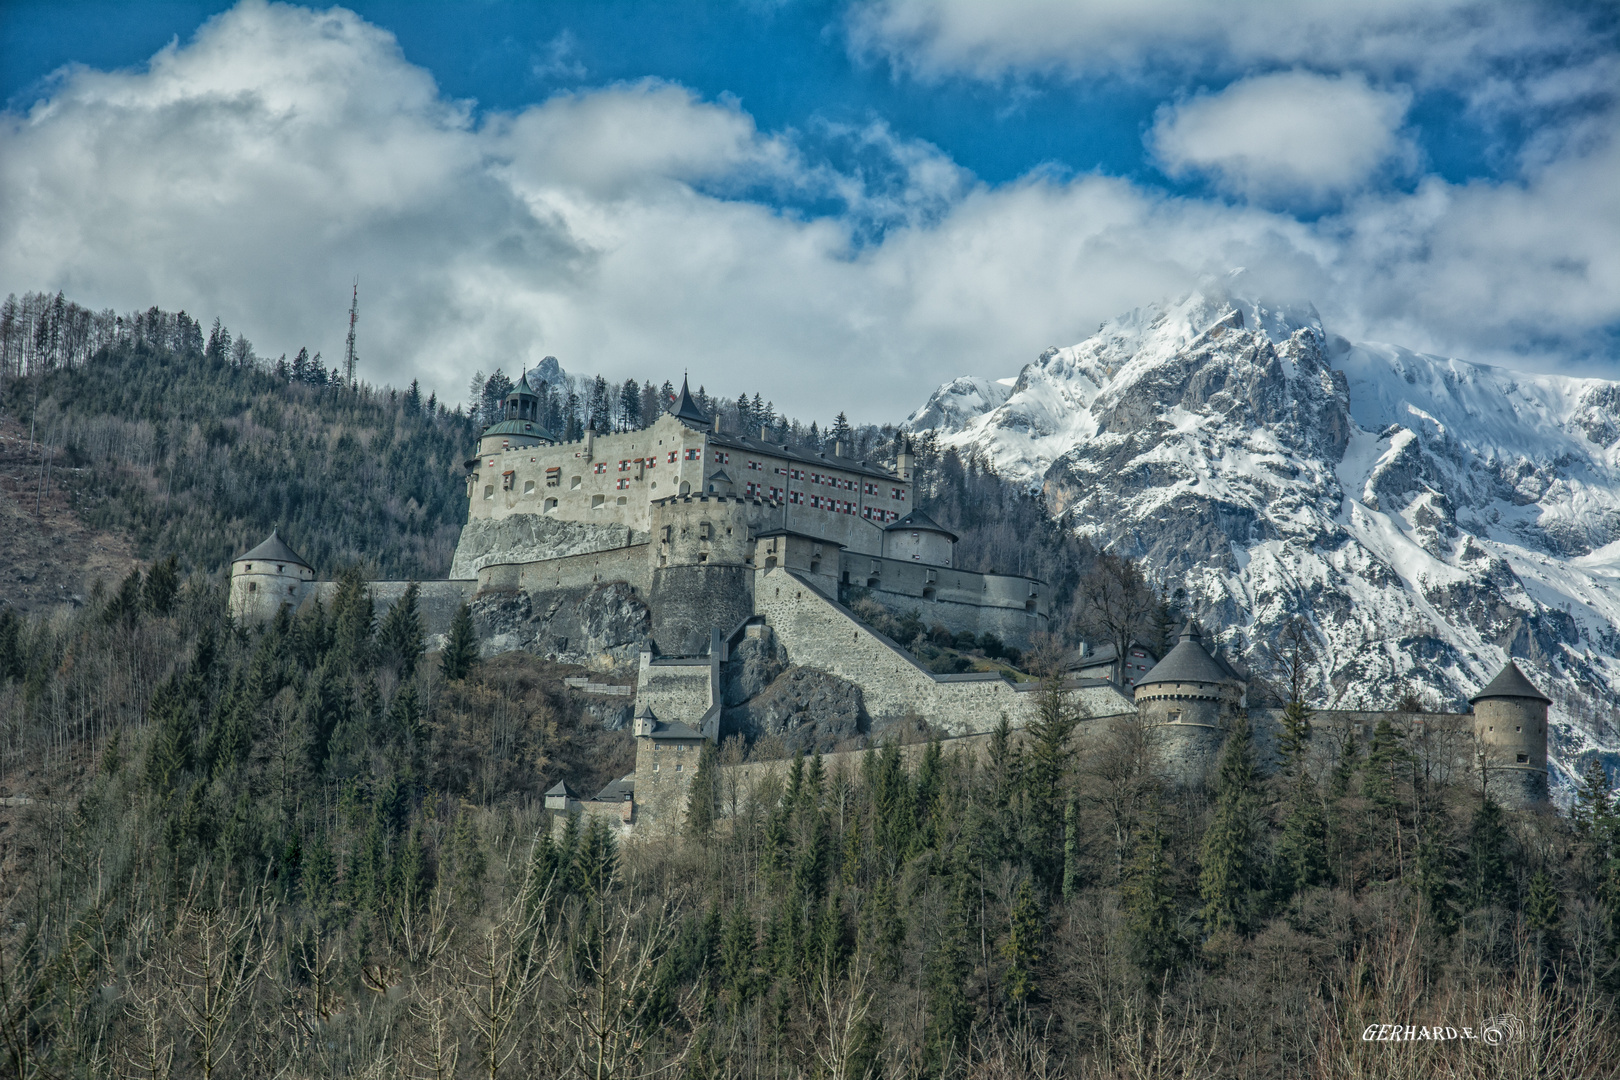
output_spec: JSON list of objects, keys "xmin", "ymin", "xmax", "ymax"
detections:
[{"xmin": 905, "ymin": 289, "xmax": 1620, "ymax": 795}]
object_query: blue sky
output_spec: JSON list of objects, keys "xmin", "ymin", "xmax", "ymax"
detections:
[{"xmin": 3, "ymin": 1, "xmax": 1618, "ymax": 420}]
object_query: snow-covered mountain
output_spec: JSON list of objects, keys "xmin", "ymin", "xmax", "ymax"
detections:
[{"xmin": 905, "ymin": 286, "xmax": 1620, "ymax": 797}]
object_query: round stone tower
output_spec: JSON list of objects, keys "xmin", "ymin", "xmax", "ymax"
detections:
[
  {"xmin": 229, "ymin": 529, "xmax": 314, "ymax": 624},
  {"xmin": 647, "ymin": 495, "xmax": 760, "ymax": 656},
  {"xmin": 1469, "ymin": 660, "xmax": 1551, "ymax": 807},
  {"xmin": 1133, "ymin": 621, "xmax": 1242, "ymax": 785},
  {"xmin": 882, "ymin": 508, "xmax": 956, "ymax": 567}
]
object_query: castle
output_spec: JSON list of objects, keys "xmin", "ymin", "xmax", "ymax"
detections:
[{"xmin": 229, "ymin": 375, "xmax": 1553, "ymax": 831}]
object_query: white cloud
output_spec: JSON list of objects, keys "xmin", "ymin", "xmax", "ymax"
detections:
[
  {"xmin": 1149, "ymin": 72, "xmax": 1412, "ymax": 204},
  {"xmin": 848, "ymin": 0, "xmax": 1587, "ymax": 87},
  {"xmin": 1, "ymin": 0, "xmax": 1618, "ymax": 427}
]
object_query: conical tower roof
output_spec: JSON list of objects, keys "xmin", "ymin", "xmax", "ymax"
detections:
[
  {"xmin": 1135, "ymin": 620, "xmax": 1233, "ymax": 688},
  {"xmin": 885, "ymin": 508, "xmax": 958, "ymax": 541},
  {"xmin": 1469, "ymin": 660, "xmax": 1550, "ymax": 704},
  {"xmin": 671, "ymin": 375, "xmax": 710, "ymax": 426},
  {"xmin": 233, "ymin": 528, "xmax": 310, "ymax": 569}
]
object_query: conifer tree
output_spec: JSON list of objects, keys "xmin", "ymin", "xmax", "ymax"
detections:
[
  {"xmin": 1526, "ymin": 868, "xmax": 1560, "ymax": 936},
  {"xmin": 685, "ymin": 742, "xmax": 719, "ymax": 840},
  {"xmin": 141, "ymin": 554, "xmax": 180, "ymax": 615},
  {"xmin": 720, "ymin": 901, "xmax": 757, "ymax": 1004},
  {"xmin": 1575, "ymin": 758, "xmax": 1613, "ymax": 836},
  {"xmin": 0, "ymin": 608, "xmax": 24, "ymax": 682},
  {"xmin": 857, "ymin": 876, "xmax": 905, "ymax": 980},
  {"xmin": 1199, "ymin": 716, "xmax": 1260, "ymax": 937},
  {"xmin": 1274, "ymin": 777, "xmax": 1329, "ymax": 900},
  {"xmin": 924, "ymin": 867, "xmax": 975, "ymax": 1069},
  {"xmin": 1002, "ymin": 879, "xmax": 1043, "ymax": 1007},
  {"xmin": 377, "ymin": 582, "xmax": 424, "ymax": 677},
  {"xmin": 1062, "ymin": 796, "xmax": 1081, "ymax": 902},
  {"xmin": 1122, "ymin": 799, "xmax": 1177, "ymax": 976},
  {"xmin": 1414, "ymin": 835, "xmax": 1456, "ymax": 932},
  {"xmin": 1463, "ymin": 798, "xmax": 1511, "ymax": 910},
  {"xmin": 441, "ymin": 602, "xmax": 479, "ymax": 680}
]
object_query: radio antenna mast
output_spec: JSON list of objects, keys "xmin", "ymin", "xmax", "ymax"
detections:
[{"xmin": 343, "ymin": 278, "xmax": 359, "ymax": 386}]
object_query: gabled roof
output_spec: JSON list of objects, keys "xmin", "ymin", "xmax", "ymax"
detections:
[
  {"xmin": 594, "ymin": 774, "xmax": 635, "ymax": 802},
  {"xmin": 1135, "ymin": 621, "xmax": 1234, "ymax": 688},
  {"xmin": 234, "ymin": 528, "xmax": 310, "ymax": 569},
  {"xmin": 671, "ymin": 375, "xmax": 711, "ymax": 426},
  {"xmin": 1470, "ymin": 660, "xmax": 1551, "ymax": 704},
  {"xmin": 544, "ymin": 779, "xmax": 581, "ymax": 799},
  {"xmin": 708, "ymin": 470, "xmax": 733, "ymax": 485},
  {"xmin": 884, "ymin": 508, "xmax": 957, "ymax": 540}
]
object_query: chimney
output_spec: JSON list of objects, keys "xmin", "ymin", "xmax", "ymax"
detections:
[
  {"xmin": 834, "ymin": 440, "xmax": 845, "ymax": 458},
  {"xmin": 760, "ymin": 424, "xmax": 769, "ymax": 441},
  {"xmin": 713, "ymin": 413, "xmax": 721, "ymax": 434},
  {"xmin": 584, "ymin": 427, "xmax": 595, "ymax": 459}
]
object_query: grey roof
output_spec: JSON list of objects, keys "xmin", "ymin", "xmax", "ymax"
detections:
[
  {"xmin": 1135, "ymin": 621, "xmax": 1235, "ymax": 688},
  {"xmin": 514, "ymin": 370, "xmax": 549, "ymax": 395},
  {"xmin": 647, "ymin": 718, "xmax": 706, "ymax": 741},
  {"xmin": 1470, "ymin": 660, "xmax": 1550, "ymax": 704},
  {"xmin": 234, "ymin": 528, "xmax": 310, "ymax": 569},
  {"xmin": 708, "ymin": 470, "xmax": 733, "ymax": 485},
  {"xmin": 885, "ymin": 508, "xmax": 957, "ymax": 541},
  {"xmin": 544, "ymin": 779, "xmax": 581, "ymax": 799},
  {"xmin": 706, "ymin": 430, "xmax": 904, "ymax": 482},
  {"xmin": 671, "ymin": 375, "xmax": 711, "ymax": 426},
  {"xmin": 594, "ymin": 774, "xmax": 635, "ymax": 802}
]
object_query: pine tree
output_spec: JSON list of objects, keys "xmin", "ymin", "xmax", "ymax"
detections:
[
  {"xmin": 830, "ymin": 411, "xmax": 853, "ymax": 446},
  {"xmin": 1526, "ymin": 868, "xmax": 1560, "ymax": 935},
  {"xmin": 376, "ymin": 583, "xmax": 423, "ymax": 677},
  {"xmin": 141, "ymin": 554, "xmax": 180, "ymax": 615},
  {"xmin": 1575, "ymin": 758, "xmax": 1613, "ymax": 836},
  {"xmin": 685, "ymin": 742, "xmax": 719, "ymax": 840},
  {"xmin": 1414, "ymin": 835, "xmax": 1456, "ymax": 933},
  {"xmin": 1122, "ymin": 800, "xmax": 1177, "ymax": 976},
  {"xmin": 619, "ymin": 377, "xmax": 641, "ymax": 430},
  {"xmin": 1277, "ymin": 698, "xmax": 1313, "ymax": 778},
  {"xmin": 1199, "ymin": 716, "xmax": 1260, "ymax": 937},
  {"xmin": 144, "ymin": 677, "xmax": 194, "ymax": 799},
  {"xmin": 720, "ymin": 901, "xmax": 757, "ymax": 1004},
  {"xmin": 1273, "ymin": 777, "xmax": 1329, "ymax": 900},
  {"xmin": 1463, "ymin": 798, "xmax": 1512, "ymax": 910},
  {"xmin": 1062, "ymin": 797, "xmax": 1081, "ymax": 902},
  {"xmin": 924, "ymin": 866, "xmax": 975, "ymax": 1069},
  {"xmin": 1002, "ymin": 879, "xmax": 1043, "ymax": 1007},
  {"xmin": 0, "ymin": 608, "xmax": 24, "ymax": 682},
  {"xmin": 1329, "ymin": 729, "xmax": 1359, "ymax": 799},
  {"xmin": 857, "ymin": 876, "xmax": 905, "ymax": 980},
  {"xmin": 441, "ymin": 602, "xmax": 479, "ymax": 680}
]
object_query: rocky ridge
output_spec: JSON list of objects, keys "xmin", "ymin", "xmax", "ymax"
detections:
[{"xmin": 905, "ymin": 286, "xmax": 1620, "ymax": 797}]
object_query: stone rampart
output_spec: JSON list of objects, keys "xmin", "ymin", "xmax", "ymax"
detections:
[
  {"xmin": 476, "ymin": 543, "xmax": 650, "ymax": 595},
  {"xmin": 635, "ymin": 653, "xmax": 717, "ymax": 728},
  {"xmin": 754, "ymin": 567, "xmax": 1132, "ymax": 734}
]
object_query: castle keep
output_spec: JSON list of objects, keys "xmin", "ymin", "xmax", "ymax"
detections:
[{"xmin": 230, "ymin": 374, "xmax": 1553, "ymax": 832}]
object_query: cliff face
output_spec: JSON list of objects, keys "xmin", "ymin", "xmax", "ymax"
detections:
[
  {"xmin": 906, "ymin": 288, "xmax": 1620, "ymax": 798},
  {"xmin": 448, "ymin": 515, "xmax": 646, "ymax": 579}
]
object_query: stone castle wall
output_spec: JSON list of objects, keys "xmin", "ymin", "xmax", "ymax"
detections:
[
  {"xmin": 306, "ymin": 579, "xmax": 477, "ymax": 650},
  {"xmin": 753, "ymin": 566, "xmax": 1133, "ymax": 734},
  {"xmin": 476, "ymin": 543, "xmax": 651, "ymax": 595}
]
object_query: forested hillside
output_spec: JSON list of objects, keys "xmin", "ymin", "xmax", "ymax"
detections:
[
  {"xmin": 2, "ymin": 297, "xmax": 476, "ymax": 581},
  {"xmin": 2, "ymin": 572, "xmax": 1617, "ymax": 1078}
]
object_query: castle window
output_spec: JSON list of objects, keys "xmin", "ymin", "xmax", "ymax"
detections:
[
  {"xmin": 546, "ymin": 468, "xmax": 561, "ymax": 487},
  {"xmin": 669, "ymin": 451, "xmax": 678, "ymax": 463},
  {"xmin": 571, "ymin": 476, "xmax": 582, "ymax": 489},
  {"xmin": 1516, "ymin": 726, "xmax": 1521, "ymax": 733},
  {"xmin": 685, "ymin": 448, "xmax": 700, "ymax": 460},
  {"xmin": 591, "ymin": 495, "xmax": 605, "ymax": 509},
  {"xmin": 1168, "ymin": 710, "xmax": 1181, "ymax": 723},
  {"xmin": 594, "ymin": 463, "xmax": 607, "ymax": 474},
  {"xmin": 484, "ymin": 486, "xmax": 495, "ymax": 499},
  {"xmin": 277, "ymin": 564, "xmax": 284, "ymax": 573},
  {"xmin": 244, "ymin": 564, "xmax": 252, "ymax": 572},
  {"xmin": 523, "ymin": 480, "xmax": 536, "ymax": 495},
  {"xmin": 619, "ymin": 460, "xmax": 630, "ymax": 471},
  {"xmin": 248, "ymin": 582, "xmax": 257, "ymax": 592},
  {"xmin": 544, "ymin": 498, "xmax": 558, "ymax": 512},
  {"xmin": 616, "ymin": 496, "xmax": 627, "ymax": 505}
]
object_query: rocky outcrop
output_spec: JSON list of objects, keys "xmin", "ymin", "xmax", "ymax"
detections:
[
  {"xmin": 723, "ymin": 634, "xmax": 789, "ymax": 706},
  {"xmin": 449, "ymin": 516, "xmax": 647, "ymax": 579},
  {"xmin": 722, "ymin": 667, "xmax": 867, "ymax": 754},
  {"xmin": 472, "ymin": 582, "xmax": 650, "ymax": 671}
]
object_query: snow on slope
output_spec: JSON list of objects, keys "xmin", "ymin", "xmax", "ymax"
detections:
[{"xmin": 905, "ymin": 286, "xmax": 1620, "ymax": 798}]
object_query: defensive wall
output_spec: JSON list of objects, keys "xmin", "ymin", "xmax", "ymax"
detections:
[
  {"xmin": 475, "ymin": 543, "xmax": 651, "ymax": 595},
  {"xmin": 753, "ymin": 566, "xmax": 1133, "ymax": 733}
]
